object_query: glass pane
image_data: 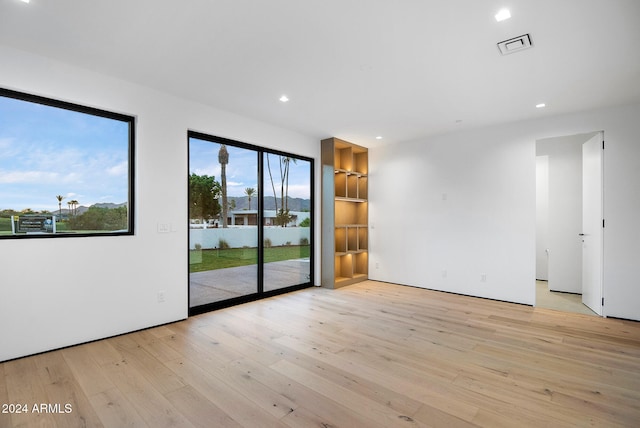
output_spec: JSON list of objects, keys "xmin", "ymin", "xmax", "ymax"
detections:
[
  {"xmin": 263, "ymin": 153, "xmax": 312, "ymax": 292},
  {"xmin": 0, "ymin": 89, "xmax": 133, "ymax": 238},
  {"xmin": 189, "ymin": 138, "xmax": 258, "ymax": 307}
]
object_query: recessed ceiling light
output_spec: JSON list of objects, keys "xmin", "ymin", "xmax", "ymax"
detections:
[
  {"xmin": 495, "ymin": 9, "xmax": 511, "ymax": 22},
  {"xmin": 375, "ymin": 136, "xmax": 383, "ymax": 140},
  {"xmin": 19, "ymin": 0, "xmax": 30, "ymax": 3},
  {"xmin": 279, "ymin": 95, "xmax": 289, "ymax": 103},
  {"xmin": 536, "ymin": 103, "xmax": 546, "ymax": 108}
]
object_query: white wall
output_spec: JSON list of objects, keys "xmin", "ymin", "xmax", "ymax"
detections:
[
  {"xmin": 0, "ymin": 46, "xmax": 320, "ymax": 362},
  {"xmin": 535, "ymin": 156, "xmax": 549, "ymax": 281},
  {"xmin": 370, "ymin": 102, "xmax": 640, "ymax": 321},
  {"xmin": 537, "ymin": 133, "xmax": 596, "ymax": 293},
  {"xmin": 370, "ymin": 127, "xmax": 536, "ymax": 305},
  {"xmin": 190, "ymin": 227, "xmax": 311, "ymax": 250}
]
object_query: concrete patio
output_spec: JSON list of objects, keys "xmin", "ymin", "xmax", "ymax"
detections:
[{"xmin": 189, "ymin": 258, "xmax": 311, "ymax": 307}]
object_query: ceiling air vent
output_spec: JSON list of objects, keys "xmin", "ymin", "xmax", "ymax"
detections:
[{"xmin": 497, "ymin": 34, "xmax": 533, "ymax": 55}]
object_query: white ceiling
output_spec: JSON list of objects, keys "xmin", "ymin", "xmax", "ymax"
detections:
[{"xmin": 1, "ymin": 0, "xmax": 639, "ymax": 147}]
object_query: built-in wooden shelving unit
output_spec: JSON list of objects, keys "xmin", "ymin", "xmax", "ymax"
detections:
[{"xmin": 321, "ymin": 137, "xmax": 368, "ymax": 288}]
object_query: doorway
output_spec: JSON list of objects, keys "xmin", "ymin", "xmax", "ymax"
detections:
[
  {"xmin": 188, "ymin": 132, "xmax": 314, "ymax": 315},
  {"xmin": 535, "ymin": 131, "xmax": 603, "ymax": 316}
]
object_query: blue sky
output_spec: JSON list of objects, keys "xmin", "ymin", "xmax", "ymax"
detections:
[
  {"xmin": 0, "ymin": 94, "xmax": 310, "ymax": 213},
  {"xmin": 189, "ymin": 137, "xmax": 311, "ymax": 200},
  {"xmin": 0, "ymin": 95, "xmax": 130, "ymax": 212}
]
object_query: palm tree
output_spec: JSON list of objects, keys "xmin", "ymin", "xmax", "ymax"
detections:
[
  {"xmin": 266, "ymin": 154, "xmax": 279, "ymax": 216},
  {"xmin": 277, "ymin": 156, "xmax": 296, "ymax": 226},
  {"xmin": 218, "ymin": 144, "xmax": 229, "ymax": 228},
  {"xmin": 55, "ymin": 195, "xmax": 65, "ymax": 217},
  {"xmin": 244, "ymin": 187, "xmax": 256, "ymax": 210},
  {"xmin": 266, "ymin": 155, "xmax": 297, "ymax": 226},
  {"xmin": 70, "ymin": 200, "xmax": 79, "ymax": 216},
  {"xmin": 282, "ymin": 157, "xmax": 297, "ymax": 214}
]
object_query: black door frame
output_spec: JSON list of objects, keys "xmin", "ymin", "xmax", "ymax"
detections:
[{"xmin": 187, "ymin": 131, "xmax": 314, "ymax": 315}]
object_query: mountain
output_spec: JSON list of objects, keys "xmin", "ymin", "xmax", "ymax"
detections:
[
  {"xmin": 91, "ymin": 202, "xmax": 127, "ymax": 210},
  {"xmin": 56, "ymin": 202, "xmax": 127, "ymax": 216}
]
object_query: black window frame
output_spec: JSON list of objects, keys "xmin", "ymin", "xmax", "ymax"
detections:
[{"xmin": 0, "ymin": 87, "xmax": 135, "ymax": 239}]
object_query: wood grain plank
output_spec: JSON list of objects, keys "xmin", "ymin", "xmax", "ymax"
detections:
[
  {"xmin": 100, "ymin": 355, "xmax": 195, "ymax": 428},
  {"xmin": 270, "ymin": 358, "xmax": 417, "ymax": 427},
  {"xmin": 162, "ymin": 357, "xmax": 287, "ymax": 428},
  {"xmin": 163, "ymin": 385, "xmax": 243, "ymax": 428},
  {"xmin": 0, "ymin": 364, "xmax": 14, "ymax": 428},
  {"xmin": 61, "ymin": 345, "xmax": 116, "ymax": 396},
  {"xmin": 33, "ymin": 351, "xmax": 104, "ymax": 428},
  {"xmin": 2, "ymin": 280, "xmax": 639, "ymax": 427},
  {"xmin": 88, "ymin": 387, "xmax": 149, "ymax": 428},
  {"xmin": 224, "ymin": 354, "xmax": 391, "ymax": 428},
  {"xmin": 3, "ymin": 357, "xmax": 58, "ymax": 428}
]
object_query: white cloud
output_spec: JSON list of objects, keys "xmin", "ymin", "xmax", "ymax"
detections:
[
  {"xmin": 0, "ymin": 170, "xmax": 59, "ymax": 184},
  {"xmin": 60, "ymin": 172, "xmax": 81, "ymax": 183},
  {"xmin": 0, "ymin": 138, "xmax": 14, "ymax": 149},
  {"xmin": 106, "ymin": 161, "xmax": 128, "ymax": 176},
  {"xmin": 282, "ymin": 183, "xmax": 311, "ymax": 199}
]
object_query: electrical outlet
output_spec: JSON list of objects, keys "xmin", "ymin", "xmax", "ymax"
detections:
[
  {"xmin": 442, "ymin": 270, "xmax": 447, "ymax": 278},
  {"xmin": 375, "ymin": 262, "xmax": 380, "ymax": 269},
  {"xmin": 481, "ymin": 274, "xmax": 487, "ymax": 282},
  {"xmin": 157, "ymin": 291, "xmax": 166, "ymax": 303}
]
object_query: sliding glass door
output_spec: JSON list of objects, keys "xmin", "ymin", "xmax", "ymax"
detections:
[
  {"xmin": 263, "ymin": 153, "xmax": 312, "ymax": 292},
  {"xmin": 188, "ymin": 132, "xmax": 313, "ymax": 314}
]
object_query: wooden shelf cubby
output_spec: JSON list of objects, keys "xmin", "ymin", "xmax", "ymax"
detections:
[{"xmin": 321, "ymin": 137, "xmax": 369, "ymax": 288}]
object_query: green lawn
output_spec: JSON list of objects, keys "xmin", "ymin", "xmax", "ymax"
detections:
[
  {"xmin": 0, "ymin": 218, "xmax": 114, "ymax": 235},
  {"xmin": 190, "ymin": 245, "xmax": 310, "ymax": 272},
  {"xmin": 0, "ymin": 218, "xmax": 70, "ymax": 234},
  {"xmin": 0, "ymin": 217, "xmax": 12, "ymax": 233}
]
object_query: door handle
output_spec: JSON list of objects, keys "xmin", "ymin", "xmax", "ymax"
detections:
[{"xmin": 578, "ymin": 233, "xmax": 586, "ymax": 236}]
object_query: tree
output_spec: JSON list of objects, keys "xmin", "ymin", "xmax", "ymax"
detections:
[
  {"xmin": 218, "ymin": 144, "xmax": 229, "ymax": 228},
  {"xmin": 266, "ymin": 154, "xmax": 296, "ymax": 226},
  {"xmin": 69, "ymin": 206, "xmax": 128, "ymax": 231},
  {"xmin": 266, "ymin": 154, "xmax": 279, "ymax": 216},
  {"xmin": 282, "ymin": 157, "xmax": 297, "ymax": 215},
  {"xmin": 56, "ymin": 195, "xmax": 65, "ymax": 217},
  {"xmin": 70, "ymin": 200, "xmax": 79, "ymax": 216},
  {"xmin": 189, "ymin": 173, "xmax": 221, "ymax": 221},
  {"xmin": 244, "ymin": 187, "xmax": 256, "ymax": 210},
  {"xmin": 299, "ymin": 217, "xmax": 310, "ymax": 227}
]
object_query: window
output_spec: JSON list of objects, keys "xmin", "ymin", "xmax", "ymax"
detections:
[
  {"xmin": 0, "ymin": 88, "xmax": 135, "ymax": 238},
  {"xmin": 188, "ymin": 131, "xmax": 313, "ymax": 314}
]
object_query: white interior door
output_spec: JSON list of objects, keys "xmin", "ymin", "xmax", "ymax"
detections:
[{"xmin": 581, "ymin": 132, "xmax": 604, "ymax": 315}]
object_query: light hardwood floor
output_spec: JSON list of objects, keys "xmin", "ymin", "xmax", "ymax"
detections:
[{"xmin": 2, "ymin": 280, "xmax": 639, "ymax": 427}]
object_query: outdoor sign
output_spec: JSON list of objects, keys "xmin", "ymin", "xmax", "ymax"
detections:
[{"xmin": 11, "ymin": 215, "xmax": 56, "ymax": 234}]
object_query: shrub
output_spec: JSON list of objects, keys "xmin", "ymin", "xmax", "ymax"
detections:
[
  {"xmin": 218, "ymin": 239, "xmax": 230, "ymax": 249},
  {"xmin": 299, "ymin": 217, "xmax": 311, "ymax": 227},
  {"xmin": 264, "ymin": 238, "xmax": 272, "ymax": 248},
  {"xmin": 300, "ymin": 237, "xmax": 309, "ymax": 246}
]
